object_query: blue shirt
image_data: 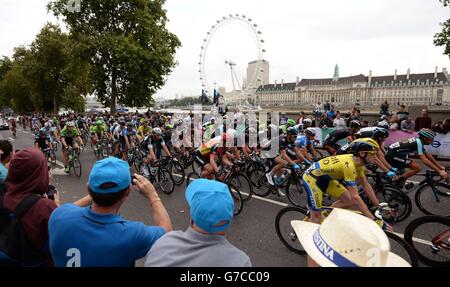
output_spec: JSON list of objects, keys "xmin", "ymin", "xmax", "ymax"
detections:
[
  {"xmin": 0, "ymin": 163, "xmax": 8, "ymax": 182},
  {"xmin": 48, "ymin": 204, "xmax": 165, "ymax": 267},
  {"xmin": 295, "ymin": 135, "xmax": 312, "ymax": 148}
]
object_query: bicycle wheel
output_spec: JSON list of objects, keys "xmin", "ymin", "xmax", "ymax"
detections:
[
  {"xmin": 227, "ymin": 182, "xmax": 243, "ymax": 216},
  {"xmin": 377, "ymin": 187, "xmax": 412, "ymax": 223},
  {"xmin": 246, "ymin": 162, "xmax": 266, "ymax": 188},
  {"xmin": 157, "ymin": 169, "xmax": 174, "ymax": 194},
  {"xmin": 72, "ymin": 157, "xmax": 82, "ymax": 178},
  {"xmin": 192, "ymin": 160, "xmax": 202, "ymax": 176},
  {"xmin": 275, "ymin": 206, "xmax": 309, "ymax": 255},
  {"xmin": 228, "ymin": 174, "xmax": 252, "ymax": 202},
  {"xmin": 169, "ymin": 161, "xmax": 185, "ymax": 186},
  {"xmin": 252, "ymin": 174, "xmax": 274, "ymax": 197},
  {"xmin": 186, "ymin": 172, "xmax": 201, "ymax": 188},
  {"xmin": 404, "ymin": 215, "xmax": 450, "ymax": 267},
  {"xmin": 94, "ymin": 145, "xmax": 101, "ymax": 159},
  {"xmin": 285, "ymin": 178, "xmax": 307, "ymax": 208},
  {"xmin": 384, "ymin": 232, "xmax": 419, "ymax": 267},
  {"xmin": 415, "ymin": 182, "xmax": 450, "ymax": 216}
]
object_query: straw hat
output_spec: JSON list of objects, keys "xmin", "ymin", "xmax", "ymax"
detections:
[{"xmin": 291, "ymin": 208, "xmax": 410, "ymax": 267}]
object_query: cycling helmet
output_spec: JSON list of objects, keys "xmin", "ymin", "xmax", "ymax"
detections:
[
  {"xmin": 373, "ymin": 127, "xmax": 389, "ymax": 139},
  {"xmin": 119, "ymin": 120, "xmax": 126, "ymax": 126},
  {"xmin": 350, "ymin": 120, "xmax": 362, "ymax": 129},
  {"xmin": 39, "ymin": 128, "xmax": 47, "ymax": 135},
  {"xmin": 66, "ymin": 121, "xmax": 75, "ymax": 127},
  {"xmin": 418, "ymin": 128, "xmax": 436, "ymax": 140},
  {"xmin": 377, "ymin": 121, "xmax": 389, "ymax": 130},
  {"xmin": 348, "ymin": 138, "xmax": 380, "ymax": 154},
  {"xmin": 98, "ymin": 116, "xmax": 104, "ymax": 121},
  {"xmin": 126, "ymin": 122, "xmax": 134, "ymax": 128},
  {"xmin": 287, "ymin": 127, "xmax": 298, "ymax": 136},
  {"xmin": 302, "ymin": 118, "xmax": 313, "ymax": 126},
  {"xmin": 304, "ymin": 128, "xmax": 316, "ymax": 136},
  {"xmin": 287, "ymin": 119, "xmax": 296, "ymax": 127},
  {"xmin": 153, "ymin": 127, "xmax": 162, "ymax": 135},
  {"xmin": 44, "ymin": 122, "xmax": 51, "ymax": 129}
]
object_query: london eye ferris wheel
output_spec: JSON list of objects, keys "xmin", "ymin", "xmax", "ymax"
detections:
[{"xmin": 198, "ymin": 14, "xmax": 266, "ymax": 103}]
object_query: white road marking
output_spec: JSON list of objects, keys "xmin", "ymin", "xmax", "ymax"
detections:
[{"xmin": 392, "ymin": 232, "xmax": 433, "ymax": 246}]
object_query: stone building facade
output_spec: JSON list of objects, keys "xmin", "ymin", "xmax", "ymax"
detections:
[{"xmin": 255, "ymin": 68, "xmax": 450, "ymax": 108}]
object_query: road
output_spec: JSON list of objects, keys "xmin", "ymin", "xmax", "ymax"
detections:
[{"xmin": 1, "ymin": 126, "xmax": 448, "ymax": 267}]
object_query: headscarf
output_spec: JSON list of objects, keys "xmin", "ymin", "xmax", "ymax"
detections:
[{"xmin": 6, "ymin": 148, "xmax": 49, "ymax": 198}]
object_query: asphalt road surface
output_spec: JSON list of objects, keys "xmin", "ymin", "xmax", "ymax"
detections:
[{"xmin": 1, "ymin": 125, "xmax": 448, "ymax": 267}]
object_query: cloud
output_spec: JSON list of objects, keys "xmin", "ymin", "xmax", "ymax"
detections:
[{"xmin": 1, "ymin": 0, "xmax": 449, "ymax": 100}]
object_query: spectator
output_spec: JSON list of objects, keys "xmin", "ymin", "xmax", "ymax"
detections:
[
  {"xmin": 291, "ymin": 208, "xmax": 410, "ymax": 267},
  {"xmin": 401, "ymin": 117, "xmax": 415, "ymax": 133},
  {"xmin": 0, "ymin": 148, "xmax": 59, "ymax": 266},
  {"xmin": 432, "ymin": 118, "xmax": 450, "ymax": 135},
  {"xmin": 323, "ymin": 101, "xmax": 331, "ymax": 112},
  {"xmin": 396, "ymin": 104, "xmax": 409, "ymax": 126},
  {"xmin": 314, "ymin": 102, "xmax": 322, "ymax": 119},
  {"xmin": 280, "ymin": 112, "xmax": 288, "ymax": 125},
  {"xmin": 0, "ymin": 140, "xmax": 13, "ymax": 182},
  {"xmin": 348, "ymin": 107, "xmax": 359, "ymax": 122},
  {"xmin": 48, "ymin": 157, "xmax": 172, "ymax": 267},
  {"xmin": 327, "ymin": 106, "xmax": 336, "ymax": 120},
  {"xmin": 333, "ymin": 111, "xmax": 346, "ymax": 129},
  {"xmin": 389, "ymin": 115, "xmax": 399, "ymax": 131},
  {"xmin": 380, "ymin": 100, "xmax": 389, "ymax": 116},
  {"xmin": 415, "ymin": 109, "xmax": 432, "ymax": 131},
  {"xmin": 145, "ymin": 179, "xmax": 251, "ymax": 267},
  {"xmin": 319, "ymin": 112, "xmax": 333, "ymax": 128},
  {"xmin": 297, "ymin": 111, "xmax": 306, "ymax": 125}
]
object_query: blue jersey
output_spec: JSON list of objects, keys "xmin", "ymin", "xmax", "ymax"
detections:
[
  {"xmin": 121, "ymin": 128, "xmax": 137, "ymax": 137},
  {"xmin": 295, "ymin": 135, "xmax": 312, "ymax": 148}
]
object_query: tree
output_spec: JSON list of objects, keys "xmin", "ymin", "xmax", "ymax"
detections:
[
  {"xmin": 49, "ymin": 0, "xmax": 181, "ymax": 114},
  {"xmin": 434, "ymin": 0, "xmax": 450, "ymax": 57},
  {"xmin": 0, "ymin": 56, "xmax": 13, "ymax": 107},
  {"xmin": 0, "ymin": 62, "xmax": 33, "ymax": 112},
  {"xmin": 21, "ymin": 23, "xmax": 91, "ymax": 113}
]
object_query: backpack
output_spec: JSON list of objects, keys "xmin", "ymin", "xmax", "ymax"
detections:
[{"xmin": 0, "ymin": 184, "xmax": 47, "ymax": 267}]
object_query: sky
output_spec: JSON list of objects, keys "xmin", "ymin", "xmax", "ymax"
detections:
[{"xmin": 1, "ymin": 0, "xmax": 450, "ymax": 100}]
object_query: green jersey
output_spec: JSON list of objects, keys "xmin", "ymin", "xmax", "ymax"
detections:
[{"xmin": 61, "ymin": 126, "xmax": 80, "ymax": 138}]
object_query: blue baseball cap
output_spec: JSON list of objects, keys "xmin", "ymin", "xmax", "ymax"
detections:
[
  {"xmin": 185, "ymin": 179, "xmax": 234, "ymax": 233},
  {"xmin": 88, "ymin": 157, "xmax": 131, "ymax": 194}
]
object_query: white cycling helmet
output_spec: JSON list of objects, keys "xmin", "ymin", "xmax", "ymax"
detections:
[
  {"xmin": 66, "ymin": 121, "xmax": 75, "ymax": 127},
  {"xmin": 153, "ymin": 127, "xmax": 162, "ymax": 135}
]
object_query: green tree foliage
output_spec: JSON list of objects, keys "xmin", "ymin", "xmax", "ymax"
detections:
[
  {"xmin": 22, "ymin": 23, "xmax": 91, "ymax": 112},
  {"xmin": 434, "ymin": 0, "xmax": 450, "ymax": 57},
  {"xmin": 0, "ymin": 24, "xmax": 92, "ymax": 113},
  {"xmin": 0, "ymin": 62, "xmax": 33, "ymax": 112},
  {"xmin": 48, "ymin": 0, "xmax": 181, "ymax": 114}
]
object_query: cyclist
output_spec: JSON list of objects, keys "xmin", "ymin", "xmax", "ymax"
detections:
[
  {"xmin": 34, "ymin": 127, "xmax": 53, "ymax": 153},
  {"xmin": 385, "ymin": 128, "xmax": 449, "ymax": 187},
  {"xmin": 280, "ymin": 119, "xmax": 297, "ymax": 134},
  {"xmin": 295, "ymin": 127, "xmax": 320, "ymax": 165},
  {"xmin": 265, "ymin": 127, "xmax": 301, "ymax": 187},
  {"xmin": 302, "ymin": 139, "xmax": 390, "ymax": 229},
  {"xmin": 8, "ymin": 117, "xmax": 16, "ymax": 137},
  {"xmin": 194, "ymin": 129, "xmax": 238, "ymax": 179},
  {"xmin": 90, "ymin": 120, "xmax": 108, "ymax": 151},
  {"xmin": 60, "ymin": 121, "xmax": 82, "ymax": 173},
  {"xmin": 137, "ymin": 120, "xmax": 152, "ymax": 141},
  {"xmin": 323, "ymin": 120, "xmax": 361, "ymax": 156},
  {"xmin": 138, "ymin": 127, "xmax": 172, "ymax": 177}
]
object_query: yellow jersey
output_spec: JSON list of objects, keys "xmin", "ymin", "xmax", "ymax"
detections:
[{"xmin": 306, "ymin": 154, "xmax": 365, "ymax": 187}]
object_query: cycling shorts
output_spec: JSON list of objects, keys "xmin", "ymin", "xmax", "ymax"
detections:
[
  {"xmin": 385, "ymin": 152, "xmax": 413, "ymax": 170},
  {"xmin": 302, "ymin": 173, "xmax": 347, "ymax": 211}
]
